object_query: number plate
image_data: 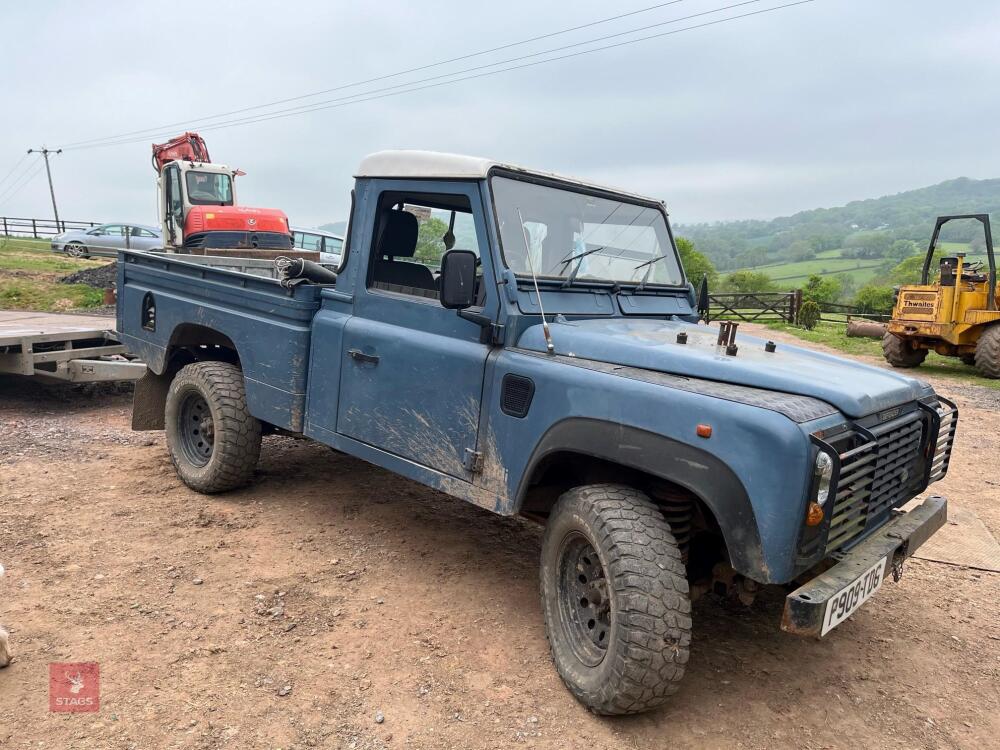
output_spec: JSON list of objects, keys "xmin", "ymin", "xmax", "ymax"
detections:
[{"xmin": 821, "ymin": 556, "xmax": 888, "ymax": 636}]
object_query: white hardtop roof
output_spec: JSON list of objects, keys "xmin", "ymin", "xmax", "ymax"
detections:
[{"xmin": 355, "ymin": 150, "xmax": 661, "ymax": 204}]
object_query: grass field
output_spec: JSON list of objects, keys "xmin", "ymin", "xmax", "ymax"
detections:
[
  {"xmin": 726, "ymin": 256, "xmax": 884, "ymax": 288},
  {"xmin": 765, "ymin": 321, "xmax": 1000, "ymax": 390},
  {"xmin": 0, "ymin": 236, "xmax": 108, "ymax": 311},
  {"xmin": 726, "ymin": 239, "xmax": 994, "ymax": 291},
  {"xmin": 813, "ymin": 248, "xmax": 844, "ymax": 259}
]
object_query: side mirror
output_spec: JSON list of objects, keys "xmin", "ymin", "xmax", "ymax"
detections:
[{"xmin": 439, "ymin": 249, "xmax": 477, "ymax": 310}]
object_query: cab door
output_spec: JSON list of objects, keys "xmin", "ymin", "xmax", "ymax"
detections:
[
  {"xmin": 335, "ymin": 180, "xmax": 497, "ymax": 480},
  {"xmin": 162, "ymin": 164, "xmax": 184, "ymax": 246}
]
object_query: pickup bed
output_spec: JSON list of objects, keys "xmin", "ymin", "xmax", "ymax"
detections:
[{"xmin": 118, "ymin": 150, "xmax": 958, "ymax": 715}]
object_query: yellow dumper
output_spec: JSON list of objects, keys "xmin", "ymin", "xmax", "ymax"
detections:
[{"xmin": 883, "ymin": 214, "xmax": 1000, "ymax": 377}]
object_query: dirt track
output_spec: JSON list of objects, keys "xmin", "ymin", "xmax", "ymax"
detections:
[{"xmin": 1, "ymin": 334, "xmax": 998, "ymax": 749}]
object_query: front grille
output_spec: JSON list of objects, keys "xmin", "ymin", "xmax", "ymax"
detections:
[
  {"xmin": 820, "ymin": 399, "xmax": 957, "ymax": 554},
  {"xmin": 867, "ymin": 416, "xmax": 924, "ymax": 517}
]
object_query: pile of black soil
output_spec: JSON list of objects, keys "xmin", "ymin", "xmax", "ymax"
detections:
[{"xmin": 60, "ymin": 262, "xmax": 116, "ymax": 289}]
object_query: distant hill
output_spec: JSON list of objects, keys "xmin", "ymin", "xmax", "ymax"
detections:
[
  {"xmin": 318, "ymin": 221, "xmax": 347, "ymax": 236},
  {"xmin": 677, "ymin": 177, "xmax": 1000, "ymax": 271}
]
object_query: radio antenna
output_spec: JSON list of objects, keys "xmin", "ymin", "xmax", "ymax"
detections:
[{"xmin": 517, "ymin": 208, "xmax": 555, "ymax": 354}]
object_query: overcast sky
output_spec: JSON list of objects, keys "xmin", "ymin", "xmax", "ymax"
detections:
[{"xmin": 1, "ymin": 0, "xmax": 998, "ymax": 229}]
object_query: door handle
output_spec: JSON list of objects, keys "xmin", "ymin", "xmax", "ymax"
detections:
[{"xmin": 348, "ymin": 349, "xmax": 379, "ymax": 365}]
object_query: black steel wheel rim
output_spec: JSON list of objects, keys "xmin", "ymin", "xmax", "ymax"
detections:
[
  {"xmin": 556, "ymin": 532, "xmax": 612, "ymax": 667},
  {"xmin": 177, "ymin": 390, "xmax": 214, "ymax": 467}
]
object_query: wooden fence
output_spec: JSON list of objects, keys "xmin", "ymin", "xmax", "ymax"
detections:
[
  {"xmin": 707, "ymin": 292, "xmax": 891, "ymax": 324},
  {"xmin": 1, "ymin": 216, "xmax": 100, "ymax": 239},
  {"xmin": 706, "ymin": 291, "xmax": 799, "ymax": 323}
]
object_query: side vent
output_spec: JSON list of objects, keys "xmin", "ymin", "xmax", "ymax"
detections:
[
  {"xmin": 141, "ymin": 292, "xmax": 156, "ymax": 331},
  {"xmin": 501, "ymin": 374, "xmax": 534, "ymax": 418}
]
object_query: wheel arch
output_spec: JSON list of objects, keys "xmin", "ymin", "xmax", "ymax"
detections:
[
  {"xmin": 132, "ymin": 323, "xmax": 243, "ymax": 430},
  {"xmin": 514, "ymin": 418, "xmax": 766, "ymax": 580}
]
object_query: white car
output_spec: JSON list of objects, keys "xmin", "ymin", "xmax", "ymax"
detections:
[{"xmin": 291, "ymin": 227, "xmax": 344, "ymax": 267}]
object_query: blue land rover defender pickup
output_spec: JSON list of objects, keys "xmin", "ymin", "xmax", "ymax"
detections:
[{"xmin": 118, "ymin": 151, "xmax": 957, "ymax": 715}]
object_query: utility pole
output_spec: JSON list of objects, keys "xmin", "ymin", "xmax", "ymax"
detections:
[{"xmin": 27, "ymin": 147, "xmax": 62, "ymax": 231}]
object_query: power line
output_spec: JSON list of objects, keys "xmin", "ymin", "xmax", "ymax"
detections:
[
  {"xmin": 0, "ymin": 161, "xmax": 45, "ymax": 210},
  {"xmin": 0, "ymin": 153, "xmax": 30, "ymax": 193},
  {"xmin": 0, "ymin": 157, "xmax": 42, "ymax": 205},
  {"xmin": 63, "ymin": 0, "xmax": 816, "ymax": 153},
  {"xmin": 0, "ymin": 155, "xmax": 37, "ymax": 199},
  {"xmin": 60, "ymin": 0, "xmax": 693, "ymax": 150},
  {"xmin": 65, "ymin": 0, "xmax": 764, "ymax": 152}
]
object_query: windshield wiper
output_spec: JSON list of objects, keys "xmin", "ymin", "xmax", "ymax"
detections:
[
  {"xmin": 631, "ymin": 252, "xmax": 673, "ymax": 292},
  {"xmin": 559, "ymin": 245, "xmax": 607, "ymax": 288}
]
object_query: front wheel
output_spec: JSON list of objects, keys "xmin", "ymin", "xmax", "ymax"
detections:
[
  {"xmin": 65, "ymin": 242, "xmax": 89, "ymax": 258},
  {"xmin": 882, "ymin": 332, "xmax": 927, "ymax": 368},
  {"xmin": 165, "ymin": 362, "xmax": 262, "ymax": 493},
  {"xmin": 540, "ymin": 484, "xmax": 691, "ymax": 715}
]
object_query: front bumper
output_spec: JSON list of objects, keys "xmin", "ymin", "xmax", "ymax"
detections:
[{"xmin": 781, "ymin": 495, "xmax": 946, "ymax": 637}]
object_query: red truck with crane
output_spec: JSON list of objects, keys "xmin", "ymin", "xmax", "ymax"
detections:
[{"xmin": 151, "ymin": 132, "xmax": 294, "ymax": 254}]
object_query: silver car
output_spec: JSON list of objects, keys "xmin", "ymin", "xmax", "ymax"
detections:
[
  {"xmin": 291, "ymin": 227, "xmax": 344, "ymax": 267},
  {"xmin": 51, "ymin": 223, "xmax": 162, "ymax": 258}
]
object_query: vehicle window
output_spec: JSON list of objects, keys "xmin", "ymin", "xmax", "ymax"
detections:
[
  {"xmin": 165, "ymin": 165, "xmax": 184, "ymax": 227},
  {"xmin": 185, "ymin": 171, "xmax": 234, "ymax": 206},
  {"xmin": 134, "ymin": 228, "xmax": 157, "ymax": 238},
  {"xmin": 368, "ymin": 192, "xmax": 483, "ymax": 302},
  {"xmin": 491, "ymin": 175, "xmax": 684, "ymax": 287},
  {"xmin": 298, "ymin": 232, "xmax": 322, "ymax": 252},
  {"xmin": 102, "ymin": 225, "xmax": 123, "ymax": 236},
  {"xmin": 323, "ymin": 236, "xmax": 343, "ymax": 254}
]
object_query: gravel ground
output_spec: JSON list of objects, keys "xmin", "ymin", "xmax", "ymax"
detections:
[{"xmin": 0, "ymin": 337, "xmax": 998, "ymax": 749}]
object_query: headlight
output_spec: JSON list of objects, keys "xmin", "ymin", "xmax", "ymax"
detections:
[{"xmin": 814, "ymin": 451, "xmax": 834, "ymax": 506}]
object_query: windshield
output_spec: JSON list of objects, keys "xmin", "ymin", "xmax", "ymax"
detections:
[
  {"xmin": 185, "ymin": 171, "xmax": 234, "ymax": 206},
  {"xmin": 491, "ymin": 175, "xmax": 684, "ymax": 287}
]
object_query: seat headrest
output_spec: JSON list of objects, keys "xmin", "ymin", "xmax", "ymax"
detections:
[{"xmin": 378, "ymin": 209, "xmax": 418, "ymax": 258}]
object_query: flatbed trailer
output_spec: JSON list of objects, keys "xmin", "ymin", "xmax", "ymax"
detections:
[{"xmin": 0, "ymin": 311, "xmax": 145, "ymax": 383}]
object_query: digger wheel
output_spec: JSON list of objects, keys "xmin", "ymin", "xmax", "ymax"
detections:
[
  {"xmin": 882, "ymin": 332, "xmax": 927, "ymax": 368},
  {"xmin": 974, "ymin": 324, "xmax": 1000, "ymax": 379}
]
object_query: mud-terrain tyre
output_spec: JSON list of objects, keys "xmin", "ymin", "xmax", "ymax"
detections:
[
  {"xmin": 165, "ymin": 362, "xmax": 261, "ymax": 493},
  {"xmin": 540, "ymin": 484, "xmax": 691, "ymax": 715},
  {"xmin": 974, "ymin": 324, "xmax": 1000, "ymax": 379},
  {"xmin": 882, "ymin": 332, "xmax": 927, "ymax": 368}
]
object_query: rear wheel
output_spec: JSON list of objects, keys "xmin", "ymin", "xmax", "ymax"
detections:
[
  {"xmin": 65, "ymin": 242, "xmax": 89, "ymax": 258},
  {"xmin": 165, "ymin": 362, "xmax": 261, "ymax": 493},
  {"xmin": 540, "ymin": 484, "xmax": 691, "ymax": 715},
  {"xmin": 882, "ymin": 332, "xmax": 927, "ymax": 368},
  {"xmin": 974, "ymin": 324, "xmax": 1000, "ymax": 379}
]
